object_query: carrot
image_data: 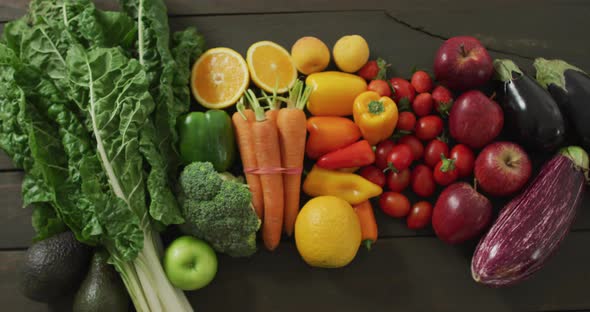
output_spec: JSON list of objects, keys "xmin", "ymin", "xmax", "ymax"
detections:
[
  {"xmin": 262, "ymin": 89, "xmax": 281, "ymax": 123},
  {"xmin": 277, "ymin": 80, "xmax": 311, "ymax": 236},
  {"xmin": 232, "ymin": 99, "xmax": 264, "ymax": 219},
  {"xmin": 353, "ymin": 200, "xmax": 378, "ymax": 250},
  {"xmin": 245, "ymin": 90, "xmax": 284, "ymax": 251}
]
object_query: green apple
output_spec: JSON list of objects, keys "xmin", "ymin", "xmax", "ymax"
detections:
[{"xmin": 164, "ymin": 236, "xmax": 218, "ymax": 290}]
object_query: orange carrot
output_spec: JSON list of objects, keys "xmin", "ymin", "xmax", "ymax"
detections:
[
  {"xmin": 277, "ymin": 108, "xmax": 306, "ymax": 236},
  {"xmin": 246, "ymin": 90, "xmax": 284, "ymax": 251},
  {"xmin": 277, "ymin": 80, "xmax": 311, "ymax": 236},
  {"xmin": 353, "ymin": 200, "xmax": 378, "ymax": 250},
  {"xmin": 232, "ymin": 101, "xmax": 264, "ymax": 219}
]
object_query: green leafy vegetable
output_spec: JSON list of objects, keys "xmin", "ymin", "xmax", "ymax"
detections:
[{"xmin": 0, "ymin": 0, "xmax": 205, "ymax": 310}]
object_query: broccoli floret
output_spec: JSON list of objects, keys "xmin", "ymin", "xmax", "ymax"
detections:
[
  {"xmin": 179, "ymin": 162, "xmax": 222, "ymax": 201},
  {"xmin": 178, "ymin": 162, "xmax": 261, "ymax": 257}
]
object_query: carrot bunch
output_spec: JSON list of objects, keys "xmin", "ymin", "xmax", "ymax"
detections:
[{"xmin": 232, "ymin": 80, "xmax": 311, "ymax": 251}]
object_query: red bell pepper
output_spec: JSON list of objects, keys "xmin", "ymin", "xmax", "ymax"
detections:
[{"xmin": 316, "ymin": 140, "xmax": 375, "ymax": 169}]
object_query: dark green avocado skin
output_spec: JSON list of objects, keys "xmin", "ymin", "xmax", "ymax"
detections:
[
  {"xmin": 73, "ymin": 249, "xmax": 130, "ymax": 312},
  {"xmin": 19, "ymin": 231, "xmax": 92, "ymax": 303}
]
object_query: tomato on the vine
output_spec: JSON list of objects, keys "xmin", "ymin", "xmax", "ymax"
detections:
[
  {"xmin": 415, "ymin": 115, "xmax": 443, "ymax": 141},
  {"xmin": 398, "ymin": 135, "xmax": 424, "ymax": 161},
  {"xmin": 407, "ymin": 201, "xmax": 433, "ymax": 229},
  {"xmin": 359, "ymin": 165, "xmax": 386, "ymax": 188},
  {"xmin": 386, "ymin": 168, "xmax": 410, "ymax": 192},
  {"xmin": 424, "ymin": 139, "xmax": 449, "ymax": 168},
  {"xmin": 385, "ymin": 144, "xmax": 413, "ymax": 171},
  {"xmin": 375, "ymin": 140, "xmax": 395, "ymax": 170},
  {"xmin": 411, "ymin": 164, "xmax": 436, "ymax": 198},
  {"xmin": 433, "ymin": 155, "xmax": 459, "ymax": 186},
  {"xmin": 379, "ymin": 192, "xmax": 411, "ymax": 218},
  {"xmin": 450, "ymin": 144, "xmax": 475, "ymax": 178}
]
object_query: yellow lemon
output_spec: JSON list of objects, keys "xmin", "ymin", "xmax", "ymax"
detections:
[
  {"xmin": 291, "ymin": 36, "xmax": 330, "ymax": 75},
  {"xmin": 247, "ymin": 41, "xmax": 297, "ymax": 93},
  {"xmin": 295, "ymin": 196, "xmax": 361, "ymax": 268},
  {"xmin": 332, "ymin": 35, "xmax": 370, "ymax": 73},
  {"xmin": 191, "ymin": 47, "xmax": 249, "ymax": 109}
]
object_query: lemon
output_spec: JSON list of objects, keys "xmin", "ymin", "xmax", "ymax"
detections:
[
  {"xmin": 247, "ymin": 41, "xmax": 297, "ymax": 93},
  {"xmin": 332, "ymin": 35, "xmax": 370, "ymax": 73},
  {"xmin": 191, "ymin": 47, "xmax": 249, "ymax": 109},
  {"xmin": 295, "ymin": 196, "xmax": 361, "ymax": 268},
  {"xmin": 291, "ymin": 36, "xmax": 330, "ymax": 75}
]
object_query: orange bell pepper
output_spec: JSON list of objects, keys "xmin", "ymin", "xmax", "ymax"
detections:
[
  {"xmin": 302, "ymin": 166, "xmax": 382, "ymax": 205},
  {"xmin": 353, "ymin": 91, "xmax": 398, "ymax": 145},
  {"xmin": 305, "ymin": 116, "xmax": 361, "ymax": 159}
]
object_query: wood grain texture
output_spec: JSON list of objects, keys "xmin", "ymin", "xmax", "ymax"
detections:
[
  {"xmin": 4, "ymin": 233, "xmax": 590, "ymax": 312},
  {"xmin": 0, "ymin": 172, "xmax": 36, "ymax": 249},
  {"xmin": 2, "ymin": 0, "xmax": 589, "ymax": 72}
]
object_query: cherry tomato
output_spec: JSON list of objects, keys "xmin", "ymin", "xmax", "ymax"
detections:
[
  {"xmin": 389, "ymin": 77, "xmax": 416, "ymax": 104},
  {"xmin": 386, "ymin": 168, "xmax": 410, "ymax": 192},
  {"xmin": 398, "ymin": 135, "xmax": 424, "ymax": 161},
  {"xmin": 379, "ymin": 192, "xmax": 411, "ymax": 218},
  {"xmin": 424, "ymin": 139, "xmax": 449, "ymax": 168},
  {"xmin": 407, "ymin": 201, "xmax": 433, "ymax": 229},
  {"xmin": 412, "ymin": 93, "xmax": 434, "ymax": 117},
  {"xmin": 433, "ymin": 156, "xmax": 459, "ymax": 186},
  {"xmin": 368, "ymin": 79, "xmax": 392, "ymax": 97},
  {"xmin": 397, "ymin": 111, "xmax": 416, "ymax": 132},
  {"xmin": 385, "ymin": 144, "xmax": 413, "ymax": 171},
  {"xmin": 450, "ymin": 144, "xmax": 475, "ymax": 178},
  {"xmin": 411, "ymin": 164, "xmax": 436, "ymax": 198},
  {"xmin": 415, "ymin": 115, "xmax": 443, "ymax": 141},
  {"xmin": 375, "ymin": 140, "xmax": 395, "ymax": 170},
  {"xmin": 359, "ymin": 165, "xmax": 386, "ymax": 188},
  {"xmin": 411, "ymin": 71, "xmax": 434, "ymax": 93}
]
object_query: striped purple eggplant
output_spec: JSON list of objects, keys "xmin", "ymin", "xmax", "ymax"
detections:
[{"xmin": 471, "ymin": 146, "xmax": 588, "ymax": 287}]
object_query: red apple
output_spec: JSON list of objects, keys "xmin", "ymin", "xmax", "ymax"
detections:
[
  {"xmin": 449, "ymin": 90, "xmax": 503, "ymax": 149},
  {"xmin": 434, "ymin": 36, "xmax": 493, "ymax": 90},
  {"xmin": 432, "ymin": 182, "xmax": 493, "ymax": 244},
  {"xmin": 474, "ymin": 142, "xmax": 532, "ymax": 197}
]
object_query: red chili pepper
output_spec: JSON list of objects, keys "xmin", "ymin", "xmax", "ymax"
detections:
[{"xmin": 316, "ymin": 140, "xmax": 375, "ymax": 169}]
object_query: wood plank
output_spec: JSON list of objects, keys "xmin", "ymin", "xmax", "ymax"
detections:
[
  {"xmin": 5, "ymin": 233, "xmax": 590, "ymax": 312},
  {"xmin": 0, "ymin": 150, "xmax": 15, "ymax": 170},
  {"xmin": 386, "ymin": 0, "xmax": 590, "ymax": 72},
  {"xmin": 0, "ymin": 172, "xmax": 35, "ymax": 249},
  {"xmin": 3, "ymin": 0, "xmax": 590, "ymax": 72}
]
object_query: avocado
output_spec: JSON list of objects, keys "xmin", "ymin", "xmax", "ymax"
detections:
[
  {"xmin": 73, "ymin": 249, "xmax": 130, "ymax": 312},
  {"xmin": 19, "ymin": 231, "xmax": 92, "ymax": 303}
]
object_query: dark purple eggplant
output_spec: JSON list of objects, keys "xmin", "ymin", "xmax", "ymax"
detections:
[
  {"xmin": 494, "ymin": 59, "xmax": 566, "ymax": 151},
  {"xmin": 535, "ymin": 59, "xmax": 590, "ymax": 150},
  {"xmin": 471, "ymin": 146, "xmax": 588, "ymax": 287}
]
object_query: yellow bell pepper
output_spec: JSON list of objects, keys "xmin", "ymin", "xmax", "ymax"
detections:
[
  {"xmin": 353, "ymin": 91, "xmax": 398, "ymax": 146},
  {"xmin": 303, "ymin": 166, "xmax": 382, "ymax": 205},
  {"xmin": 306, "ymin": 71, "xmax": 367, "ymax": 116}
]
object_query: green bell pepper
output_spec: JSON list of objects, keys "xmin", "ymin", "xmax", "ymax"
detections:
[{"xmin": 178, "ymin": 110, "xmax": 236, "ymax": 172}]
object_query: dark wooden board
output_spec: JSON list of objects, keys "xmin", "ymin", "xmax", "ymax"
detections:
[
  {"xmin": 0, "ymin": 172, "xmax": 36, "ymax": 249},
  {"xmin": 4, "ymin": 0, "xmax": 590, "ymax": 72},
  {"xmin": 1, "ymin": 5, "xmax": 590, "ymax": 312},
  {"xmin": 4, "ymin": 233, "xmax": 590, "ymax": 312}
]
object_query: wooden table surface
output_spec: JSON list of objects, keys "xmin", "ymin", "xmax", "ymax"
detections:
[{"xmin": 1, "ymin": 1, "xmax": 590, "ymax": 311}]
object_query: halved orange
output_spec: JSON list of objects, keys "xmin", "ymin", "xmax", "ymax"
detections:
[
  {"xmin": 246, "ymin": 41, "xmax": 297, "ymax": 94},
  {"xmin": 191, "ymin": 47, "xmax": 250, "ymax": 109}
]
